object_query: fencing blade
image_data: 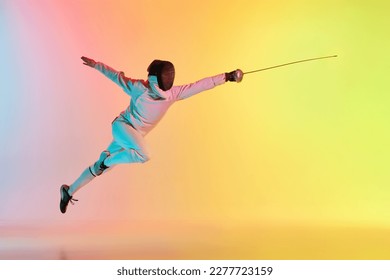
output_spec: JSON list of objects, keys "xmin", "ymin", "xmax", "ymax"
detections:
[{"xmin": 243, "ymin": 55, "xmax": 338, "ymax": 75}]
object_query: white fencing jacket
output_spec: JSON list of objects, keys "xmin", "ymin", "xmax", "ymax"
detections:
[{"xmin": 94, "ymin": 62, "xmax": 226, "ymax": 136}]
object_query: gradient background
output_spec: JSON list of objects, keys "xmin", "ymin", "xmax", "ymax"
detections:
[{"xmin": 1, "ymin": 0, "xmax": 390, "ymax": 259}]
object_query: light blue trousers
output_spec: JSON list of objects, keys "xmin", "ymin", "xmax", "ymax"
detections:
[
  {"xmin": 104, "ymin": 116, "xmax": 150, "ymax": 166},
  {"xmin": 68, "ymin": 116, "xmax": 150, "ymax": 195}
]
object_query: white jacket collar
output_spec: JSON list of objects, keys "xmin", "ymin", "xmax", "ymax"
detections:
[{"xmin": 148, "ymin": 75, "xmax": 168, "ymax": 99}]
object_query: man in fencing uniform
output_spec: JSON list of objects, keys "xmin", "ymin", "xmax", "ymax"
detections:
[{"xmin": 59, "ymin": 56, "xmax": 243, "ymax": 213}]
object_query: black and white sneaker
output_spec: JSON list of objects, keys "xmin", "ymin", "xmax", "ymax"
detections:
[{"xmin": 59, "ymin": 185, "xmax": 78, "ymax": 214}]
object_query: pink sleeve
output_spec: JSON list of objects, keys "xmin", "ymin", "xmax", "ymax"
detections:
[{"xmin": 171, "ymin": 73, "xmax": 226, "ymax": 100}]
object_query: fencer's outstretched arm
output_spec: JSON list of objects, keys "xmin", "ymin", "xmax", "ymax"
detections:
[
  {"xmin": 81, "ymin": 56, "xmax": 136, "ymax": 97},
  {"xmin": 171, "ymin": 69, "xmax": 243, "ymax": 100},
  {"xmin": 171, "ymin": 74, "xmax": 226, "ymax": 100}
]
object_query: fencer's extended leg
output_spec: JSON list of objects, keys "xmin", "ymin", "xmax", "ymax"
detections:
[
  {"xmin": 60, "ymin": 166, "xmax": 94, "ymax": 214},
  {"xmin": 60, "ymin": 150, "xmax": 112, "ymax": 213},
  {"xmin": 67, "ymin": 151, "xmax": 110, "ymax": 196},
  {"xmin": 67, "ymin": 167, "xmax": 95, "ymax": 196}
]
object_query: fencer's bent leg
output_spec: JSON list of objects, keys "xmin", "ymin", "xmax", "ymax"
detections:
[
  {"xmin": 67, "ymin": 119, "xmax": 149, "ymax": 196},
  {"xmin": 89, "ymin": 150, "xmax": 110, "ymax": 176},
  {"xmin": 104, "ymin": 120, "xmax": 150, "ymax": 166},
  {"xmin": 105, "ymin": 140, "xmax": 124, "ymax": 162}
]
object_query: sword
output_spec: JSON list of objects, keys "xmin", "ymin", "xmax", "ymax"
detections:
[{"xmin": 234, "ymin": 55, "xmax": 338, "ymax": 82}]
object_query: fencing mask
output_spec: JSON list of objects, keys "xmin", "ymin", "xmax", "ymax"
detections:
[{"xmin": 147, "ymin": 60, "xmax": 175, "ymax": 91}]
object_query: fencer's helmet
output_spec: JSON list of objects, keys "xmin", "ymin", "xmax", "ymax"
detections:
[{"xmin": 147, "ymin": 60, "xmax": 175, "ymax": 91}]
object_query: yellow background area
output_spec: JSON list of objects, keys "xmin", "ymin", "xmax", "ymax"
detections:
[{"xmin": 1, "ymin": 0, "xmax": 390, "ymax": 259}]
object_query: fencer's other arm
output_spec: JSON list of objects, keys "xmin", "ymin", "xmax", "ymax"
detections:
[
  {"xmin": 172, "ymin": 69, "xmax": 243, "ymax": 100},
  {"xmin": 81, "ymin": 56, "xmax": 96, "ymax": 67},
  {"xmin": 81, "ymin": 56, "xmax": 134, "ymax": 96}
]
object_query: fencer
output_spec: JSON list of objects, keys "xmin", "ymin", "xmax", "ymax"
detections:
[{"xmin": 59, "ymin": 56, "xmax": 243, "ymax": 213}]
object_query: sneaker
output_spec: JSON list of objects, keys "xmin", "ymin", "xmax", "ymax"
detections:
[
  {"xmin": 92, "ymin": 151, "xmax": 110, "ymax": 176},
  {"xmin": 59, "ymin": 185, "xmax": 78, "ymax": 214}
]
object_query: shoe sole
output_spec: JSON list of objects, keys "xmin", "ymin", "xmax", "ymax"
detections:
[{"xmin": 59, "ymin": 185, "xmax": 69, "ymax": 214}]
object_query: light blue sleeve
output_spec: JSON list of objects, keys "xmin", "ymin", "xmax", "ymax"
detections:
[{"xmin": 94, "ymin": 62, "xmax": 139, "ymax": 98}]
